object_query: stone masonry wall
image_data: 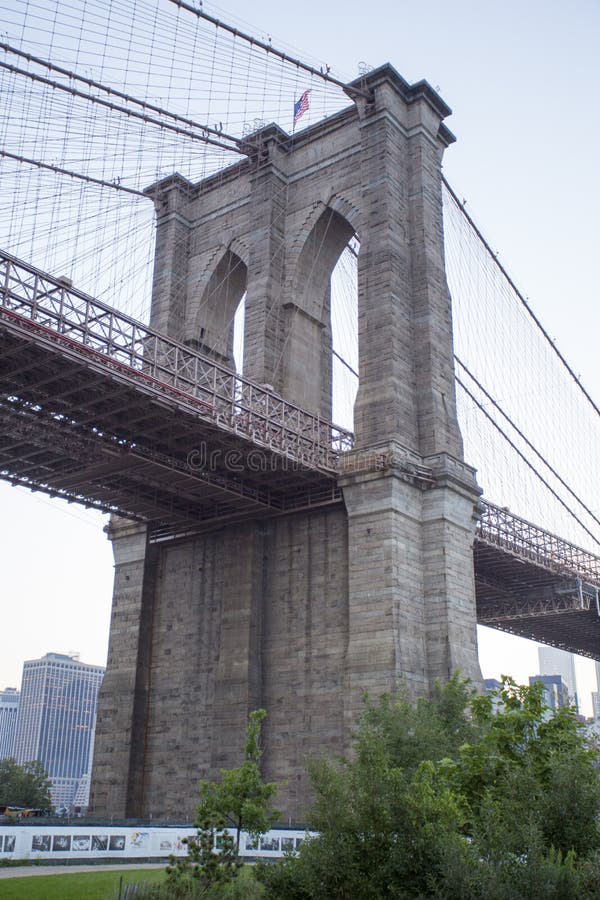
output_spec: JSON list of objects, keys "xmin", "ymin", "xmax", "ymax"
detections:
[
  {"xmin": 91, "ymin": 64, "xmax": 482, "ymax": 822},
  {"xmin": 114, "ymin": 508, "xmax": 348, "ymax": 822}
]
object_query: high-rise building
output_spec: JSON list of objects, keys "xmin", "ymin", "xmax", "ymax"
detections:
[
  {"xmin": 0, "ymin": 687, "xmax": 20, "ymax": 759},
  {"xmin": 483, "ymin": 678, "xmax": 503, "ymax": 713},
  {"xmin": 530, "ymin": 674, "xmax": 570, "ymax": 711},
  {"xmin": 538, "ymin": 646, "xmax": 578, "ymax": 710},
  {"xmin": 13, "ymin": 653, "xmax": 104, "ymax": 809}
]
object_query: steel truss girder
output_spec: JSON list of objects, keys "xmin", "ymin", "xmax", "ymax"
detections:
[
  {"xmin": 476, "ymin": 501, "xmax": 600, "ymax": 584},
  {"xmin": 0, "ymin": 398, "xmax": 278, "ymax": 511},
  {"xmin": 0, "ymin": 395, "xmax": 343, "ymax": 530},
  {"xmin": 1, "ymin": 251, "xmax": 599, "ymax": 656},
  {"xmin": 474, "ymin": 505, "xmax": 600, "ymax": 659},
  {"xmin": 483, "ymin": 609, "xmax": 600, "ymax": 660},
  {"xmin": 476, "ymin": 574, "xmax": 593, "ymax": 620},
  {"xmin": 0, "ymin": 250, "xmax": 352, "ymax": 474}
]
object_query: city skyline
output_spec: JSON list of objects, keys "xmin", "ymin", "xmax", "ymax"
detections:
[{"xmin": 538, "ymin": 646, "xmax": 579, "ymax": 711}]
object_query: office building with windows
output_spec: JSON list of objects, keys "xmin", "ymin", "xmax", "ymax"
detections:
[
  {"xmin": 13, "ymin": 653, "xmax": 104, "ymax": 809},
  {"xmin": 530, "ymin": 674, "xmax": 570, "ymax": 711},
  {"xmin": 0, "ymin": 687, "xmax": 20, "ymax": 759},
  {"xmin": 538, "ymin": 645, "xmax": 578, "ymax": 710}
]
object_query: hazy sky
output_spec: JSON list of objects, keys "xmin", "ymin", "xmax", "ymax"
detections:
[{"xmin": 1, "ymin": 0, "xmax": 599, "ymax": 712}]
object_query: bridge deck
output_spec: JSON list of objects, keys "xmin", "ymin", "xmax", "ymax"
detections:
[
  {"xmin": 1, "ymin": 251, "xmax": 598, "ymax": 658},
  {"xmin": 0, "ymin": 251, "xmax": 348, "ymax": 528},
  {"xmin": 475, "ymin": 504, "xmax": 600, "ymax": 659}
]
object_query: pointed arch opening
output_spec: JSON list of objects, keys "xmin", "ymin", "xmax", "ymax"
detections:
[
  {"xmin": 233, "ymin": 295, "xmax": 245, "ymax": 375},
  {"xmin": 189, "ymin": 250, "xmax": 247, "ymax": 371},
  {"xmin": 331, "ymin": 237, "xmax": 359, "ymax": 432},
  {"xmin": 284, "ymin": 208, "xmax": 359, "ymax": 425}
]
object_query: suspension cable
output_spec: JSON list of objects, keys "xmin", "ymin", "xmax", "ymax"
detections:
[
  {"xmin": 0, "ymin": 41, "xmax": 243, "ymax": 150},
  {"xmin": 166, "ymin": 0, "xmax": 371, "ymax": 101},
  {"xmin": 0, "ymin": 60, "xmax": 244, "ymax": 155},
  {"xmin": 456, "ymin": 373, "xmax": 600, "ymax": 547},
  {"xmin": 443, "ymin": 176, "xmax": 600, "ymax": 420},
  {"xmin": 455, "ymin": 355, "xmax": 600, "ymax": 531}
]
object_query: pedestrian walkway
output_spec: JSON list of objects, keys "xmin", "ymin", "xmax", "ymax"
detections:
[{"xmin": 0, "ymin": 862, "xmax": 164, "ymax": 879}]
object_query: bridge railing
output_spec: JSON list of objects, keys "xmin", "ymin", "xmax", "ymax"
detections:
[
  {"xmin": 478, "ymin": 501, "xmax": 600, "ymax": 585},
  {"xmin": 0, "ymin": 250, "xmax": 353, "ymax": 472}
]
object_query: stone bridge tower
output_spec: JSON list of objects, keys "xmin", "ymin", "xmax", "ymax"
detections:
[{"xmin": 90, "ymin": 64, "xmax": 482, "ymax": 822}]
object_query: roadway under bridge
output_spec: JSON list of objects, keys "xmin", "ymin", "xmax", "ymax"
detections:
[{"xmin": 1, "ymin": 250, "xmax": 598, "ymax": 659}]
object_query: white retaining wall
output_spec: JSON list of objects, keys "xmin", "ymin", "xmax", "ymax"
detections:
[{"xmin": 0, "ymin": 825, "xmax": 308, "ymax": 861}]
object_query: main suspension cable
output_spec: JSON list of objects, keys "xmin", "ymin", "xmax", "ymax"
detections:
[
  {"xmin": 456, "ymin": 373, "xmax": 600, "ymax": 547},
  {"xmin": 443, "ymin": 176, "xmax": 600, "ymax": 420},
  {"xmin": 0, "ymin": 41, "xmax": 243, "ymax": 150},
  {"xmin": 455, "ymin": 355, "xmax": 600, "ymax": 531},
  {"xmin": 0, "ymin": 60, "xmax": 244, "ymax": 155},
  {"xmin": 166, "ymin": 0, "xmax": 371, "ymax": 101}
]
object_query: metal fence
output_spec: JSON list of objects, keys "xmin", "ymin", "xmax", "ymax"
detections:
[
  {"xmin": 0, "ymin": 250, "xmax": 353, "ymax": 473},
  {"xmin": 478, "ymin": 501, "xmax": 600, "ymax": 585}
]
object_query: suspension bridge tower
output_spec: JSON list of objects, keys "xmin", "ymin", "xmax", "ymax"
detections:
[{"xmin": 90, "ymin": 64, "xmax": 482, "ymax": 822}]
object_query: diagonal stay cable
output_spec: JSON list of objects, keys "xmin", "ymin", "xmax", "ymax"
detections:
[
  {"xmin": 0, "ymin": 60, "xmax": 244, "ymax": 155},
  {"xmin": 443, "ymin": 176, "xmax": 600, "ymax": 420},
  {"xmin": 455, "ymin": 355, "xmax": 600, "ymax": 532},
  {"xmin": 166, "ymin": 0, "xmax": 371, "ymax": 101},
  {"xmin": 0, "ymin": 150, "xmax": 148, "ymax": 198},
  {"xmin": 0, "ymin": 41, "xmax": 243, "ymax": 150},
  {"xmin": 455, "ymin": 373, "xmax": 600, "ymax": 548},
  {"xmin": 333, "ymin": 347, "xmax": 358, "ymax": 378}
]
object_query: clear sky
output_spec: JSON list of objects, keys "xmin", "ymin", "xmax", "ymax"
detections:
[{"xmin": 1, "ymin": 0, "xmax": 599, "ymax": 711}]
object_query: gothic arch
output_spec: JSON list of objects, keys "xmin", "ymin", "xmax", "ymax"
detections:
[
  {"xmin": 189, "ymin": 249, "xmax": 247, "ymax": 367},
  {"xmin": 224, "ymin": 236, "xmax": 250, "ymax": 270},
  {"xmin": 279, "ymin": 206, "xmax": 357, "ymax": 417},
  {"xmin": 291, "ymin": 206, "xmax": 356, "ymax": 322},
  {"xmin": 326, "ymin": 193, "xmax": 362, "ymax": 239},
  {"xmin": 285, "ymin": 196, "xmax": 360, "ymax": 316}
]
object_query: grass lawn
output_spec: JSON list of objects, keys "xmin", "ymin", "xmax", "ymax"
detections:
[{"xmin": 0, "ymin": 866, "xmax": 167, "ymax": 899}]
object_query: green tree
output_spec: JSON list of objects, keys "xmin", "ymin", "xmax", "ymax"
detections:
[
  {"xmin": 257, "ymin": 676, "xmax": 600, "ymax": 900},
  {"xmin": 0, "ymin": 757, "xmax": 52, "ymax": 809},
  {"xmin": 167, "ymin": 709, "xmax": 278, "ymax": 897},
  {"xmin": 445, "ymin": 677, "xmax": 600, "ymax": 886},
  {"xmin": 360, "ymin": 673, "xmax": 481, "ymax": 772},
  {"xmin": 195, "ymin": 709, "xmax": 280, "ymax": 853}
]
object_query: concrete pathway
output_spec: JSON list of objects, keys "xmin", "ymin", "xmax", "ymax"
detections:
[{"xmin": 0, "ymin": 862, "xmax": 164, "ymax": 879}]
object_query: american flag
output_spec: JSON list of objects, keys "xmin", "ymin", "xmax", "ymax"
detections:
[{"xmin": 293, "ymin": 89, "xmax": 311, "ymax": 127}]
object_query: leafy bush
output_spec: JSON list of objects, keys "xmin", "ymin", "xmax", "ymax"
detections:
[{"xmin": 257, "ymin": 676, "xmax": 600, "ymax": 899}]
